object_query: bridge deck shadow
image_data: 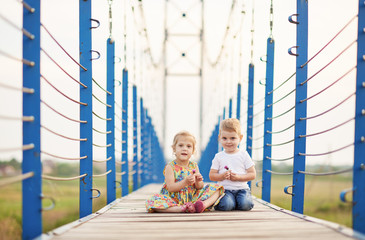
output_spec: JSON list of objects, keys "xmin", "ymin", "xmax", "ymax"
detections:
[{"xmin": 47, "ymin": 184, "xmax": 357, "ymax": 240}]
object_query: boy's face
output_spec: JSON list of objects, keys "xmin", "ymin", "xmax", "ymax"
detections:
[{"xmin": 219, "ymin": 130, "xmax": 242, "ymax": 154}]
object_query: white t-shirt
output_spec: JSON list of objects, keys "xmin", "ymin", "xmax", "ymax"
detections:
[{"xmin": 210, "ymin": 150, "xmax": 255, "ymax": 190}]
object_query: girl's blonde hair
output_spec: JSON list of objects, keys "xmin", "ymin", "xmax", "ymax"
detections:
[
  {"xmin": 219, "ymin": 118, "xmax": 242, "ymax": 136},
  {"xmin": 171, "ymin": 130, "xmax": 196, "ymax": 153}
]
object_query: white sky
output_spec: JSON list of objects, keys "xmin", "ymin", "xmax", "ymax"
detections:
[{"xmin": 0, "ymin": 0, "xmax": 359, "ymax": 166}]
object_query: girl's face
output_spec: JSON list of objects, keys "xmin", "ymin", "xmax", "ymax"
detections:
[
  {"xmin": 219, "ymin": 130, "xmax": 242, "ymax": 154},
  {"xmin": 173, "ymin": 136, "xmax": 194, "ymax": 162}
]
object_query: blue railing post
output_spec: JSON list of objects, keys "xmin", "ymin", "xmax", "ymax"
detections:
[
  {"xmin": 132, "ymin": 85, "xmax": 139, "ymax": 190},
  {"xmin": 156, "ymin": 136, "xmax": 165, "ymax": 182},
  {"xmin": 22, "ymin": 0, "xmax": 41, "ymax": 238},
  {"xmin": 139, "ymin": 99, "xmax": 144, "ymax": 186},
  {"xmin": 353, "ymin": 0, "xmax": 365, "ymax": 233},
  {"xmin": 147, "ymin": 114, "xmax": 152, "ymax": 184},
  {"xmin": 151, "ymin": 127, "xmax": 157, "ymax": 182},
  {"xmin": 229, "ymin": 98, "xmax": 232, "ymax": 118},
  {"xmin": 246, "ymin": 64, "xmax": 254, "ymax": 157},
  {"xmin": 144, "ymin": 111, "xmax": 150, "ymax": 184},
  {"xmin": 79, "ymin": 0, "xmax": 93, "ymax": 218},
  {"xmin": 122, "ymin": 69, "xmax": 129, "ymax": 196},
  {"xmin": 262, "ymin": 38, "xmax": 274, "ymax": 202},
  {"xmin": 106, "ymin": 38, "xmax": 116, "ymax": 204},
  {"xmin": 246, "ymin": 64, "xmax": 254, "ymax": 189},
  {"xmin": 291, "ymin": 0, "xmax": 308, "ymax": 214},
  {"xmin": 236, "ymin": 83, "xmax": 241, "ymax": 120}
]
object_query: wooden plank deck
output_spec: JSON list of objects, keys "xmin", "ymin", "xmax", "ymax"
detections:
[{"xmin": 47, "ymin": 184, "xmax": 360, "ymax": 240}]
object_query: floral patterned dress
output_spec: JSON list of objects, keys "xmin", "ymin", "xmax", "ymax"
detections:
[{"xmin": 146, "ymin": 160, "xmax": 224, "ymax": 212}]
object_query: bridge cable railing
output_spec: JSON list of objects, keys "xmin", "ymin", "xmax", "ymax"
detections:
[
  {"xmin": 200, "ymin": 2, "xmax": 364, "ymax": 236},
  {"xmin": 0, "ymin": 1, "xmax": 166, "ymax": 239}
]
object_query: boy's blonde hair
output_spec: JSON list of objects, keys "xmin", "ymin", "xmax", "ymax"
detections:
[
  {"xmin": 219, "ymin": 118, "xmax": 242, "ymax": 136},
  {"xmin": 171, "ymin": 130, "xmax": 196, "ymax": 153}
]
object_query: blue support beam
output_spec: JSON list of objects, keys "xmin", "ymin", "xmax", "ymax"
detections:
[
  {"xmin": 132, "ymin": 85, "xmax": 139, "ymax": 190},
  {"xmin": 292, "ymin": 0, "xmax": 308, "ymax": 214},
  {"xmin": 236, "ymin": 83, "xmax": 241, "ymax": 120},
  {"xmin": 246, "ymin": 64, "xmax": 254, "ymax": 189},
  {"xmin": 147, "ymin": 114, "xmax": 152, "ymax": 184},
  {"xmin": 262, "ymin": 38, "xmax": 274, "ymax": 202},
  {"xmin": 228, "ymin": 98, "xmax": 232, "ymax": 118},
  {"xmin": 79, "ymin": 0, "xmax": 93, "ymax": 218},
  {"xmin": 246, "ymin": 64, "xmax": 254, "ymax": 157},
  {"xmin": 106, "ymin": 38, "xmax": 116, "ymax": 204},
  {"xmin": 22, "ymin": 0, "xmax": 41, "ymax": 238},
  {"xmin": 122, "ymin": 69, "xmax": 129, "ymax": 196},
  {"xmin": 353, "ymin": 0, "xmax": 365, "ymax": 233},
  {"xmin": 144, "ymin": 111, "xmax": 150, "ymax": 185},
  {"xmin": 139, "ymin": 99, "xmax": 145, "ymax": 186}
]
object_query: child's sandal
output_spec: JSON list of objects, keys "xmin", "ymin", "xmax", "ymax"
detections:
[
  {"xmin": 182, "ymin": 202, "xmax": 195, "ymax": 213},
  {"xmin": 194, "ymin": 200, "xmax": 206, "ymax": 213}
]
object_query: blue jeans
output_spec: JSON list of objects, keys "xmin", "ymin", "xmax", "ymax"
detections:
[{"xmin": 215, "ymin": 189, "xmax": 254, "ymax": 211}]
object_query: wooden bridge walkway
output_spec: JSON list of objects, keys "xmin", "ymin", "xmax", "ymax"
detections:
[{"xmin": 46, "ymin": 184, "xmax": 360, "ymax": 240}]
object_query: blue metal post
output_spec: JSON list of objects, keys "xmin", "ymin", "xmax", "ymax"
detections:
[
  {"xmin": 132, "ymin": 85, "xmax": 139, "ymax": 190},
  {"xmin": 122, "ymin": 69, "xmax": 129, "ymax": 196},
  {"xmin": 151, "ymin": 127, "xmax": 157, "ymax": 182},
  {"xmin": 147, "ymin": 114, "xmax": 152, "ymax": 184},
  {"xmin": 79, "ymin": 0, "xmax": 93, "ymax": 218},
  {"xmin": 106, "ymin": 38, "xmax": 115, "ymax": 204},
  {"xmin": 262, "ymin": 38, "xmax": 274, "ymax": 202},
  {"xmin": 236, "ymin": 83, "xmax": 241, "ymax": 120},
  {"xmin": 246, "ymin": 64, "xmax": 254, "ymax": 157},
  {"xmin": 156, "ymin": 137, "xmax": 165, "ymax": 182},
  {"xmin": 353, "ymin": 0, "xmax": 365, "ymax": 233},
  {"xmin": 228, "ymin": 98, "xmax": 232, "ymax": 118},
  {"xmin": 292, "ymin": 0, "xmax": 308, "ymax": 214},
  {"xmin": 22, "ymin": 1, "xmax": 41, "ymax": 238},
  {"xmin": 142, "ymin": 109, "xmax": 150, "ymax": 184},
  {"xmin": 140, "ymin": 99, "xmax": 146, "ymax": 186},
  {"xmin": 246, "ymin": 64, "xmax": 254, "ymax": 189}
]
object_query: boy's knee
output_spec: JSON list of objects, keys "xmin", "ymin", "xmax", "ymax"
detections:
[
  {"xmin": 215, "ymin": 202, "xmax": 235, "ymax": 211},
  {"xmin": 215, "ymin": 196, "xmax": 235, "ymax": 211},
  {"xmin": 236, "ymin": 201, "xmax": 254, "ymax": 211}
]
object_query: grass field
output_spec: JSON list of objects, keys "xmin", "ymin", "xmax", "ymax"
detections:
[
  {"xmin": 0, "ymin": 174, "xmax": 353, "ymax": 240},
  {"xmin": 251, "ymin": 173, "xmax": 353, "ymax": 227},
  {"xmin": 0, "ymin": 178, "xmax": 119, "ymax": 240}
]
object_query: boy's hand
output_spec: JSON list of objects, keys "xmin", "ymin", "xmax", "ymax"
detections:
[
  {"xmin": 195, "ymin": 173, "xmax": 203, "ymax": 182},
  {"xmin": 230, "ymin": 172, "xmax": 241, "ymax": 181},
  {"xmin": 185, "ymin": 174, "xmax": 196, "ymax": 185},
  {"xmin": 222, "ymin": 170, "xmax": 231, "ymax": 180}
]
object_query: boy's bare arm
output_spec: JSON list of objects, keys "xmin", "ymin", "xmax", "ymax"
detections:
[
  {"xmin": 230, "ymin": 166, "xmax": 256, "ymax": 182},
  {"xmin": 209, "ymin": 169, "xmax": 228, "ymax": 181}
]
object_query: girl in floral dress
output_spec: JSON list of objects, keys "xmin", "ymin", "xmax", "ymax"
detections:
[{"xmin": 146, "ymin": 131, "xmax": 224, "ymax": 213}]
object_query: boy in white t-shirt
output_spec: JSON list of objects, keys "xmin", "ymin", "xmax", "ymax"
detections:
[{"xmin": 209, "ymin": 118, "xmax": 256, "ymax": 211}]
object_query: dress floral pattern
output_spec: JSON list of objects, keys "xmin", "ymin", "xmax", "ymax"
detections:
[{"xmin": 146, "ymin": 160, "xmax": 224, "ymax": 212}]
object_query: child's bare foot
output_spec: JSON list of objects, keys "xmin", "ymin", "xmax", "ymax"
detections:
[
  {"xmin": 194, "ymin": 200, "xmax": 206, "ymax": 213},
  {"xmin": 181, "ymin": 202, "xmax": 195, "ymax": 213}
]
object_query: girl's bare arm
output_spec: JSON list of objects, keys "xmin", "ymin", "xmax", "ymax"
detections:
[{"xmin": 165, "ymin": 165, "xmax": 194, "ymax": 192}]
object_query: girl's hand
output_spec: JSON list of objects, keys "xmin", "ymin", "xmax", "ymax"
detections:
[
  {"xmin": 195, "ymin": 173, "xmax": 203, "ymax": 182},
  {"xmin": 185, "ymin": 174, "xmax": 196, "ymax": 185}
]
